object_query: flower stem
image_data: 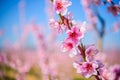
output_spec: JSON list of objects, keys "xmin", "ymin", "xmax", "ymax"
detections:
[
  {"xmin": 59, "ymin": 14, "xmax": 71, "ymax": 30},
  {"xmin": 78, "ymin": 45, "xmax": 86, "ymax": 61},
  {"xmin": 94, "ymin": 75, "xmax": 101, "ymax": 80}
]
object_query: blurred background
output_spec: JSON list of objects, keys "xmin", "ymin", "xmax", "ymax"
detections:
[{"xmin": 0, "ymin": 0, "xmax": 120, "ymax": 80}]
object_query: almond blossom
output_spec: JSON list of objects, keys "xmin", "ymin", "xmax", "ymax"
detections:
[
  {"xmin": 53, "ymin": 0, "xmax": 72, "ymax": 15},
  {"xmin": 61, "ymin": 38, "xmax": 79, "ymax": 57},
  {"xmin": 110, "ymin": 65, "xmax": 120, "ymax": 80},
  {"xmin": 107, "ymin": 0, "xmax": 112, "ymax": 3},
  {"xmin": 73, "ymin": 61, "xmax": 98, "ymax": 78},
  {"xmin": 99, "ymin": 68, "xmax": 112, "ymax": 80},
  {"xmin": 61, "ymin": 39, "xmax": 74, "ymax": 52},
  {"xmin": 108, "ymin": 5, "xmax": 120, "ymax": 16},
  {"xmin": 85, "ymin": 44, "xmax": 98, "ymax": 61},
  {"xmin": 0, "ymin": 53, "xmax": 7, "ymax": 65},
  {"xmin": 49, "ymin": 0, "xmax": 119, "ymax": 80},
  {"xmin": 49, "ymin": 18, "xmax": 62, "ymax": 33},
  {"xmin": 67, "ymin": 26, "xmax": 83, "ymax": 44},
  {"xmin": 66, "ymin": 12, "xmax": 73, "ymax": 21},
  {"xmin": 50, "ymin": 0, "xmax": 101, "ymax": 79}
]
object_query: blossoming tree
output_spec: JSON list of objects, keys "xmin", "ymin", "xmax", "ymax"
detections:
[{"xmin": 49, "ymin": 0, "xmax": 120, "ymax": 80}]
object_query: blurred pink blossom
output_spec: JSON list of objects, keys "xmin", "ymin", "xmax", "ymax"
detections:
[
  {"xmin": 108, "ymin": 5, "xmax": 120, "ymax": 16},
  {"xmin": 49, "ymin": 18, "xmax": 62, "ymax": 33},
  {"xmin": 99, "ymin": 68, "xmax": 111, "ymax": 80},
  {"xmin": 66, "ymin": 12, "xmax": 73, "ymax": 21},
  {"xmin": 110, "ymin": 64, "xmax": 120, "ymax": 80},
  {"xmin": 0, "ymin": 53, "xmax": 7, "ymax": 64},
  {"xmin": 107, "ymin": 0, "xmax": 112, "ymax": 3},
  {"xmin": 112, "ymin": 22, "xmax": 120, "ymax": 32},
  {"xmin": 53, "ymin": 0, "xmax": 72, "ymax": 15}
]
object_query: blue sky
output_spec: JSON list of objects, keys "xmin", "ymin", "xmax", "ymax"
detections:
[{"xmin": 0, "ymin": 0, "xmax": 120, "ymax": 48}]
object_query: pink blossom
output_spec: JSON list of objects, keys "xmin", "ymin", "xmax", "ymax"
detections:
[
  {"xmin": 107, "ymin": 0, "xmax": 112, "ymax": 3},
  {"xmin": 112, "ymin": 22, "xmax": 120, "ymax": 32},
  {"xmin": 92, "ymin": 0, "xmax": 101, "ymax": 5},
  {"xmin": 81, "ymin": 0, "xmax": 91, "ymax": 7},
  {"xmin": 99, "ymin": 68, "xmax": 113, "ymax": 80},
  {"xmin": 73, "ymin": 62, "xmax": 98, "ymax": 78},
  {"xmin": 110, "ymin": 65, "xmax": 120, "ymax": 80},
  {"xmin": 81, "ymin": 0, "xmax": 97, "ymax": 25},
  {"xmin": 67, "ymin": 12, "xmax": 73, "ymax": 21},
  {"xmin": 98, "ymin": 65, "xmax": 120, "ymax": 80},
  {"xmin": 53, "ymin": 0, "xmax": 72, "ymax": 15},
  {"xmin": 49, "ymin": 18, "xmax": 62, "ymax": 33},
  {"xmin": 73, "ymin": 21, "xmax": 86, "ymax": 34},
  {"xmin": 67, "ymin": 26, "xmax": 83, "ymax": 44},
  {"xmin": 61, "ymin": 38, "xmax": 79, "ymax": 57},
  {"xmin": 0, "ymin": 53, "xmax": 7, "ymax": 64},
  {"xmin": 96, "ymin": 60, "xmax": 104, "ymax": 68},
  {"xmin": 61, "ymin": 39, "xmax": 74, "ymax": 52},
  {"xmin": 79, "ymin": 21, "xmax": 86, "ymax": 34},
  {"xmin": 69, "ymin": 48, "xmax": 78, "ymax": 57},
  {"xmin": 73, "ymin": 62, "xmax": 80, "ymax": 69},
  {"xmin": 0, "ymin": 54, "xmax": 4, "ymax": 62},
  {"xmin": 85, "ymin": 44, "xmax": 98, "ymax": 61},
  {"xmin": 108, "ymin": 5, "xmax": 120, "ymax": 16},
  {"xmin": 17, "ymin": 63, "xmax": 31, "ymax": 73}
]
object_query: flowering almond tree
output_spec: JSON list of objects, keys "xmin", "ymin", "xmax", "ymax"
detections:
[
  {"xmin": 49, "ymin": 0, "xmax": 120, "ymax": 80},
  {"xmin": 0, "ymin": 0, "xmax": 120, "ymax": 80}
]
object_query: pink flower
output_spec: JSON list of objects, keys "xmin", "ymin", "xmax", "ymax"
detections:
[
  {"xmin": 67, "ymin": 12, "xmax": 73, "ymax": 21},
  {"xmin": 49, "ymin": 18, "xmax": 62, "ymax": 33},
  {"xmin": 107, "ymin": 0, "xmax": 112, "ymax": 2},
  {"xmin": 92, "ymin": 0, "xmax": 101, "ymax": 5},
  {"xmin": 69, "ymin": 48, "xmax": 78, "ymax": 57},
  {"xmin": 108, "ymin": 5, "xmax": 120, "ymax": 16},
  {"xmin": 53, "ymin": 0, "xmax": 72, "ymax": 15},
  {"xmin": 73, "ymin": 62, "xmax": 80, "ymax": 69},
  {"xmin": 85, "ymin": 44, "xmax": 98, "ymax": 61},
  {"xmin": 67, "ymin": 26, "xmax": 83, "ymax": 44},
  {"xmin": 0, "ymin": 54, "xmax": 4, "ymax": 62},
  {"xmin": 110, "ymin": 65, "xmax": 120, "ymax": 80},
  {"xmin": 73, "ymin": 62, "xmax": 98, "ymax": 78},
  {"xmin": 61, "ymin": 39, "xmax": 74, "ymax": 52},
  {"xmin": 0, "ymin": 54, "xmax": 7, "ymax": 64},
  {"xmin": 96, "ymin": 60, "xmax": 104, "ymax": 68},
  {"xmin": 99, "ymin": 68, "xmax": 113, "ymax": 80},
  {"xmin": 112, "ymin": 22, "xmax": 120, "ymax": 32}
]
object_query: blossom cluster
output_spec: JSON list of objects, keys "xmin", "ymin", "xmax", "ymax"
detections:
[
  {"xmin": 49, "ymin": 0, "xmax": 120, "ymax": 80},
  {"xmin": 81, "ymin": 0, "xmax": 120, "ymax": 36},
  {"xmin": 0, "ymin": 52, "xmax": 34, "ymax": 80},
  {"xmin": 104, "ymin": 0, "xmax": 120, "ymax": 16},
  {"xmin": 81, "ymin": 0, "xmax": 120, "ymax": 17}
]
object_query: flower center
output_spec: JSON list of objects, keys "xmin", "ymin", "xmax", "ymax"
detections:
[
  {"xmin": 87, "ymin": 49, "xmax": 94, "ymax": 56},
  {"xmin": 86, "ymin": 63, "xmax": 92, "ymax": 71},
  {"xmin": 67, "ymin": 42, "xmax": 73, "ymax": 49},
  {"xmin": 57, "ymin": 2, "xmax": 63, "ymax": 9},
  {"xmin": 70, "ymin": 31, "xmax": 77, "ymax": 38}
]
